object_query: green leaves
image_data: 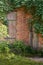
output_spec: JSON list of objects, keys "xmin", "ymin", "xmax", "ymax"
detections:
[
  {"xmin": 0, "ymin": 0, "xmax": 11, "ymax": 20},
  {"xmin": 0, "ymin": 1, "xmax": 4, "ymax": 19},
  {"xmin": 33, "ymin": 22, "xmax": 40, "ymax": 33},
  {"xmin": 0, "ymin": 23, "xmax": 8, "ymax": 37}
]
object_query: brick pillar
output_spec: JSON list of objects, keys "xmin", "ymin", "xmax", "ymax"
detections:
[{"xmin": 16, "ymin": 8, "xmax": 29, "ymax": 44}]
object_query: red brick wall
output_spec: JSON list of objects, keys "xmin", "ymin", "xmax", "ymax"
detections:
[
  {"xmin": 7, "ymin": 7, "xmax": 43, "ymax": 47},
  {"xmin": 16, "ymin": 8, "xmax": 29, "ymax": 44}
]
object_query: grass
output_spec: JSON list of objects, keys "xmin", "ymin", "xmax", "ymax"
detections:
[{"xmin": 0, "ymin": 53, "xmax": 43, "ymax": 65}]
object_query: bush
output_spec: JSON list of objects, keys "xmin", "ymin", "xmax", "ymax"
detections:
[
  {"xmin": 8, "ymin": 40, "xmax": 43, "ymax": 57},
  {"xmin": 0, "ymin": 41, "xmax": 10, "ymax": 54},
  {"xmin": 0, "ymin": 40, "xmax": 43, "ymax": 57},
  {"xmin": 0, "ymin": 23, "xmax": 8, "ymax": 38},
  {"xmin": 9, "ymin": 40, "xmax": 26, "ymax": 55},
  {"xmin": 9, "ymin": 40, "xmax": 36, "ymax": 56}
]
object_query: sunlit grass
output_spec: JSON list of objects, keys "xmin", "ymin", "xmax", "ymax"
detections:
[{"xmin": 0, "ymin": 53, "xmax": 43, "ymax": 65}]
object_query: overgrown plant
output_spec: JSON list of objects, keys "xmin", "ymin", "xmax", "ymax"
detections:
[
  {"xmin": 0, "ymin": 41, "xmax": 10, "ymax": 54},
  {"xmin": 8, "ymin": 40, "xmax": 43, "ymax": 57}
]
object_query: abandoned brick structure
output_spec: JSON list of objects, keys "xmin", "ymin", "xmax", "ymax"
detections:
[{"xmin": 7, "ymin": 8, "xmax": 43, "ymax": 48}]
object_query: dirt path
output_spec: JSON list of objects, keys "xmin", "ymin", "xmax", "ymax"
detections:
[{"xmin": 29, "ymin": 58, "xmax": 43, "ymax": 62}]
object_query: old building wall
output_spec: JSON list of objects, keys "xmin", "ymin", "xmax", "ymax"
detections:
[
  {"xmin": 16, "ymin": 8, "xmax": 29, "ymax": 44},
  {"xmin": 7, "ymin": 7, "xmax": 43, "ymax": 47}
]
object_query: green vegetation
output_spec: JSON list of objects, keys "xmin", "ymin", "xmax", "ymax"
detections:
[
  {"xmin": 0, "ymin": 0, "xmax": 11, "ymax": 20},
  {"xmin": 0, "ymin": 53, "xmax": 43, "ymax": 65},
  {"xmin": 0, "ymin": 41, "xmax": 10, "ymax": 53},
  {"xmin": 0, "ymin": 41, "xmax": 43, "ymax": 65},
  {"xmin": 0, "ymin": 23, "xmax": 8, "ymax": 38},
  {"xmin": 0, "ymin": 1, "xmax": 43, "ymax": 64},
  {"xmin": 0, "ymin": 41, "xmax": 43, "ymax": 57},
  {"xmin": 9, "ymin": 40, "xmax": 43, "ymax": 57}
]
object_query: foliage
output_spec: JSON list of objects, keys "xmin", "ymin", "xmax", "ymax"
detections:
[
  {"xmin": 0, "ymin": 0, "xmax": 5, "ymax": 20},
  {"xmin": 0, "ymin": 23, "xmax": 8, "ymax": 37},
  {"xmin": 8, "ymin": 0, "xmax": 43, "ymax": 16},
  {"xmin": 0, "ymin": 0, "xmax": 7, "ymax": 20},
  {"xmin": 0, "ymin": 41, "xmax": 10, "ymax": 53},
  {"xmin": 0, "ymin": 0, "xmax": 12, "ymax": 20},
  {"xmin": 8, "ymin": 40, "xmax": 43, "ymax": 57},
  {"xmin": 0, "ymin": 55, "xmax": 43, "ymax": 65},
  {"xmin": 0, "ymin": 40, "xmax": 43, "ymax": 57},
  {"xmin": 9, "ymin": 40, "xmax": 26, "ymax": 55}
]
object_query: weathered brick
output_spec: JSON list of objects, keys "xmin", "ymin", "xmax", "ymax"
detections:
[{"xmin": 7, "ymin": 7, "xmax": 43, "ymax": 47}]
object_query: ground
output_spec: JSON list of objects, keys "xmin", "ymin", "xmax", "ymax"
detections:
[
  {"xmin": 0, "ymin": 54, "xmax": 43, "ymax": 65},
  {"xmin": 29, "ymin": 57, "xmax": 43, "ymax": 62}
]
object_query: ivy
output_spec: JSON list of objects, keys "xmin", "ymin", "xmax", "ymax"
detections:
[{"xmin": 0, "ymin": 0, "xmax": 12, "ymax": 20}]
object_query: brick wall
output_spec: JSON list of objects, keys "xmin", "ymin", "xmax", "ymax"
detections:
[
  {"xmin": 16, "ymin": 8, "xmax": 30, "ymax": 44},
  {"xmin": 7, "ymin": 8, "xmax": 31, "ymax": 44},
  {"xmin": 7, "ymin": 7, "xmax": 43, "ymax": 47}
]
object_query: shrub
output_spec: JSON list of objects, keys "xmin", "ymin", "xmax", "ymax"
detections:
[
  {"xmin": 9, "ymin": 40, "xmax": 36, "ymax": 56},
  {"xmin": 0, "ymin": 41, "xmax": 10, "ymax": 54},
  {"xmin": 9, "ymin": 40, "xmax": 26, "ymax": 55},
  {"xmin": 0, "ymin": 23, "xmax": 8, "ymax": 38},
  {"xmin": 9, "ymin": 40, "xmax": 43, "ymax": 57}
]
